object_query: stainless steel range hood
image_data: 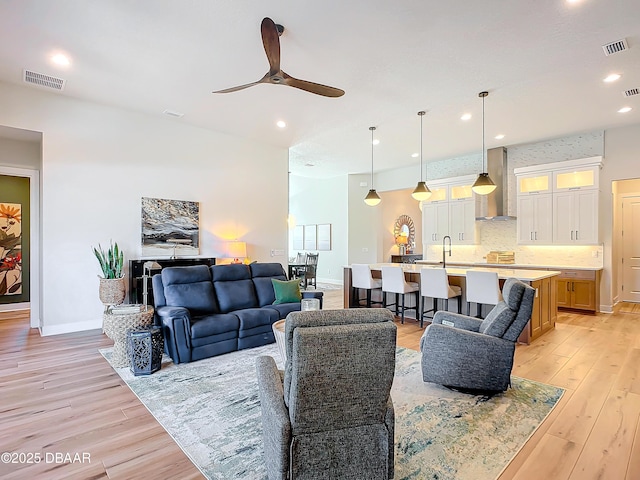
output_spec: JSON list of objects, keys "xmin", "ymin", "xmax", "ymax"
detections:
[{"xmin": 476, "ymin": 146, "xmax": 515, "ymax": 220}]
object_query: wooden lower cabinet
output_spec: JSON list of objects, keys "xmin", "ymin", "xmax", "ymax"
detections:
[
  {"xmin": 529, "ymin": 276, "xmax": 557, "ymax": 341},
  {"xmin": 556, "ymin": 270, "xmax": 599, "ymax": 312}
]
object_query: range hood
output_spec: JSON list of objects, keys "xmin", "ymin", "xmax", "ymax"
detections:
[{"xmin": 475, "ymin": 146, "xmax": 515, "ymax": 220}]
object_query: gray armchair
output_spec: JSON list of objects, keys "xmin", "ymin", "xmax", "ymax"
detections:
[
  {"xmin": 420, "ymin": 278, "xmax": 535, "ymax": 393},
  {"xmin": 256, "ymin": 308, "xmax": 397, "ymax": 480}
]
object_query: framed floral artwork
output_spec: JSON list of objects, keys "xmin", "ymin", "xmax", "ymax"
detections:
[{"xmin": 0, "ymin": 203, "xmax": 22, "ymax": 296}]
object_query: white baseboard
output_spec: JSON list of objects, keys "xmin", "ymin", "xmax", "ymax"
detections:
[
  {"xmin": 0, "ymin": 302, "xmax": 30, "ymax": 312},
  {"xmin": 600, "ymin": 303, "xmax": 613, "ymax": 313},
  {"xmin": 317, "ymin": 278, "xmax": 343, "ymax": 286},
  {"xmin": 40, "ymin": 318, "xmax": 103, "ymax": 336}
]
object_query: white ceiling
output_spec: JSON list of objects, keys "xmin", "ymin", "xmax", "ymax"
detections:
[{"xmin": 0, "ymin": 0, "xmax": 638, "ymax": 178}]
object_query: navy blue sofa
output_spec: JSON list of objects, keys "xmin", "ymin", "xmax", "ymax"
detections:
[{"xmin": 152, "ymin": 262, "xmax": 323, "ymax": 363}]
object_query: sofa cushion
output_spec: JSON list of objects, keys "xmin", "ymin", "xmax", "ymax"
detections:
[
  {"xmin": 211, "ymin": 264, "xmax": 259, "ymax": 313},
  {"xmin": 479, "ymin": 302, "xmax": 517, "ymax": 338},
  {"xmin": 251, "ymin": 263, "xmax": 288, "ymax": 306},
  {"xmin": 190, "ymin": 313, "xmax": 240, "ymax": 339},
  {"xmin": 502, "ymin": 278, "xmax": 526, "ymax": 310},
  {"xmin": 234, "ymin": 308, "xmax": 279, "ymax": 335},
  {"xmin": 272, "ymin": 279, "xmax": 302, "ymax": 305},
  {"xmin": 162, "ymin": 265, "xmax": 218, "ymax": 315}
]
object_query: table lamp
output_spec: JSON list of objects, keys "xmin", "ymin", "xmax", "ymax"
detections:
[
  {"xmin": 226, "ymin": 241, "xmax": 247, "ymax": 264},
  {"xmin": 396, "ymin": 234, "xmax": 408, "ymax": 255}
]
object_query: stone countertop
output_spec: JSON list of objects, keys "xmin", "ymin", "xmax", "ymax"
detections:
[
  {"xmin": 414, "ymin": 260, "xmax": 603, "ymax": 271},
  {"xmin": 361, "ymin": 263, "xmax": 561, "ymax": 282}
]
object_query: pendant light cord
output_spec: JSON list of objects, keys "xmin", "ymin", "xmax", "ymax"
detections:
[
  {"xmin": 482, "ymin": 94, "xmax": 486, "ymax": 174},
  {"xmin": 418, "ymin": 111, "xmax": 425, "ymax": 182},
  {"xmin": 370, "ymin": 126, "xmax": 376, "ymax": 187}
]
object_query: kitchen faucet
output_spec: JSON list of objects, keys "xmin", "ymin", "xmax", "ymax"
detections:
[{"xmin": 442, "ymin": 235, "xmax": 452, "ymax": 268}]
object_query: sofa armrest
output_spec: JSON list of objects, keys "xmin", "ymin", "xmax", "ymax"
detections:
[
  {"xmin": 431, "ymin": 311, "xmax": 482, "ymax": 332},
  {"xmin": 256, "ymin": 356, "xmax": 291, "ymax": 480},
  {"xmin": 155, "ymin": 306, "xmax": 192, "ymax": 364},
  {"xmin": 301, "ymin": 290, "xmax": 324, "ymax": 309}
]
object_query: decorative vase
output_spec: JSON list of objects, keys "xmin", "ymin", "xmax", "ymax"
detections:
[{"xmin": 98, "ymin": 276, "xmax": 126, "ymax": 306}]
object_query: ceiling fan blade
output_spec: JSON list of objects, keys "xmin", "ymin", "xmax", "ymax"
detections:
[
  {"xmin": 212, "ymin": 74, "xmax": 269, "ymax": 94},
  {"xmin": 282, "ymin": 72, "xmax": 345, "ymax": 98},
  {"xmin": 261, "ymin": 17, "xmax": 281, "ymax": 74}
]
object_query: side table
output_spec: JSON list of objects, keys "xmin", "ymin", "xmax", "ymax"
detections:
[
  {"xmin": 272, "ymin": 319, "xmax": 286, "ymax": 363},
  {"xmin": 103, "ymin": 307, "xmax": 155, "ymax": 367}
]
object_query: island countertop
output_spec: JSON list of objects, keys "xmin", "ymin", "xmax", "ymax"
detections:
[
  {"xmin": 414, "ymin": 260, "xmax": 602, "ymax": 271},
  {"xmin": 361, "ymin": 263, "xmax": 561, "ymax": 282}
]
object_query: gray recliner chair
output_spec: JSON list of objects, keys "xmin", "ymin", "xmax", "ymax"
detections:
[
  {"xmin": 420, "ymin": 278, "xmax": 535, "ymax": 393},
  {"xmin": 256, "ymin": 309, "xmax": 397, "ymax": 480}
]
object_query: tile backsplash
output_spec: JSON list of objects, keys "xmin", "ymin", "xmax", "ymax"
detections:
[{"xmin": 424, "ymin": 219, "xmax": 604, "ymax": 268}]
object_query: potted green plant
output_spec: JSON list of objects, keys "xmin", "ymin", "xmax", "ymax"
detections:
[{"xmin": 93, "ymin": 241, "xmax": 126, "ymax": 307}]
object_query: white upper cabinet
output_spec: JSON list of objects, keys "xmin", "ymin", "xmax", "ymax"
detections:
[
  {"xmin": 553, "ymin": 190, "xmax": 599, "ymax": 244},
  {"xmin": 515, "ymin": 156, "xmax": 602, "ymax": 245},
  {"xmin": 517, "ymin": 194, "xmax": 553, "ymax": 244},
  {"xmin": 422, "ymin": 202, "xmax": 449, "ymax": 245},
  {"xmin": 553, "ymin": 164, "xmax": 599, "ymax": 192},
  {"xmin": 421, "ymin": 175, "xmax": 478, "ymax": 246},
  {"xmin": 517, "ymin": 171, "xmax": 552, "ymax": 195}
]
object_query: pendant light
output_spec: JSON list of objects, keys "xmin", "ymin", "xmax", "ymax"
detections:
[
  {"xmin": 364, "ymin": 126, "xmax": 382, "ymax": 206},
  {"xmin": 471, "ymin": 91, "xmax": 497, "ymax": 195},
  {"xmin": 411, "ymin": 110, "xmax": 432, "ymax": 201}
]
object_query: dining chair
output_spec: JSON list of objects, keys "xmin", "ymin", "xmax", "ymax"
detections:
[
  {"xmin": 351, "ymin": 264, "xmax": 383, "ymax": 308},
  {"xmin": 419, "ymin": 267, "xmax": 462, "ymax": 327},
  {"xmin": 380, "ymin": 265, "xmax": 420, "ymax": 324},
  {"xmin": 465, "ymin": 269, "xmax": 502, "ymax": 318},
  {"xmin": 302, "ymin": 253, "xmax": 319, "ymax": 289}
]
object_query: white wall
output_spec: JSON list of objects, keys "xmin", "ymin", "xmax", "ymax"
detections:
[
  {"xmin": 0, "ymin": 135, "xmax": 41, "ymax": 169},
  {"xmin": 0, "ymin": 81, "xmax": 289, "ymax": 335},
  {"xmin": 600, "ymin": 123, "xmax": 640, "ymax": 311},
  {"xmin": 348, "ymin": 174, "xmax": 383, "ymax": 265},
  {"xmin": 289, "ymin": 174, "xmax": 348, "ymax": 283}
]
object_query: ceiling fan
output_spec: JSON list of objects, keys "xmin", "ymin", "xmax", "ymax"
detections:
[{"xmin": 212, "ymin": 17, "xmax": 345, "ymax": 98}]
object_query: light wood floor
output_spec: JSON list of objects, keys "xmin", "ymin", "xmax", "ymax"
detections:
[{"xmin": 2, "ymin": 292, "xmax": 640, "ymax": 479}]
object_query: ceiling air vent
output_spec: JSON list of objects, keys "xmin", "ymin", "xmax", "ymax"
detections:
[
  {"xmin": 623, "ymin": 88, "xmax": 639, "ymax": 97},
  {"xmin": 602, "ymin": 38, "xmax": 629, "ymax": 56},
  {"xmin": 23, "ymin": 69, "xmax": 65, "ymax": 90}
]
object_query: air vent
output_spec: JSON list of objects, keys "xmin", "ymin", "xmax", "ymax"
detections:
[
  {"xmin": 602, "ymin": 38, "xmax": 629, "ymax": 56},
  {"xmin": 23, "ymin": 69, "xmax": 65, "ymax": 90},
  {"xmin": 162, "ymin": 109, "xmax": 184, "ymax": 118},
  {"xmin": 623, "ymin": 88, "xmax": 639, "ymax": 97}
]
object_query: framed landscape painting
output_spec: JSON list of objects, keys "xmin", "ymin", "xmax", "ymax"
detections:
[{"xmin": 141, "ymin": 197, "xmax": 200, "ymax": 257}]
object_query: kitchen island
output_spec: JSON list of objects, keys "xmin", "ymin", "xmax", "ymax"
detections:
[{"xmin": 343, "ymin": 263, "xmax": 561, "ymax": 343}]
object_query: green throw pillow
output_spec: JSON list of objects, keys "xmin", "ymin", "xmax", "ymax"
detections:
[{"xmin": 272, "ymin": 279, "xmax": 302, "ymax": 305}]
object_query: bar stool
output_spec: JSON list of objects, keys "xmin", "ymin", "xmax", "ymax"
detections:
[
  {"xmin": 465, "ymin": 270, "xmax": 502, "ymax": 318},
  {"xmin": 419, "ymin": 268, "xmax": 462, "ymax": 327},
  {"xmin": 351, "ymin": 264, "xmax": 383, "ymax": 308},
  {"xmin": 380, "ymin": 266, "xmax": 420, "ymax": 324}
]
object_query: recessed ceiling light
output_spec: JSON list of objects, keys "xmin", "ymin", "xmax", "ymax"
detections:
[
  {"xmin": 372, "ymin": 139, "xmax": 380, "ymax": 145},
  {"xmin": 276, "ymin": 120, "xmax": 286, "ymax": 128},
  {"xmin": 566, "ymin": 0, "xmax": 582, "ymax": 4},
  {"xmin": 51, "ymin": 53, "xmax": 70, "ymax": 66},
  {"xmin": 411, "ymin": 153, "xmax": 419, "ymax": 158},
  {"xmin": 604, "ymin": 73, "xmax": 622, "ymax": 83},
  {"xmin": 618, "ymin": 106, "xmax": 632, "ymax": 113},
  {"xmin": 495, "ymin": 134, "xmax": 505, "ymax": 140},
  {"xmin": 461, "ymin": 113, "xmax": 472, "ymax": 121}
]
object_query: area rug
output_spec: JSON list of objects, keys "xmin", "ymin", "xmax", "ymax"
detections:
[{"xmin": 100, "ymin": 345, "xmax": 563, "ymax": 480}]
